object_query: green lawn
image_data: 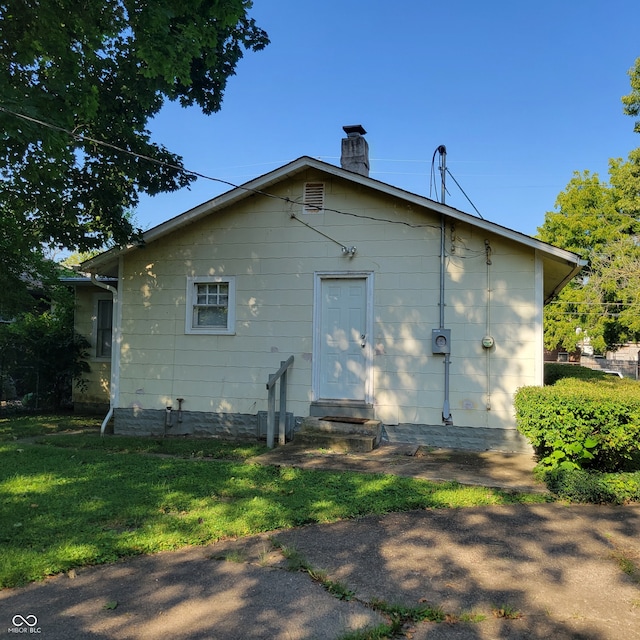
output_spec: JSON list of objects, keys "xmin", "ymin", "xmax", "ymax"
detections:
[
  {"xmin": 0, "ymin": 412, "xmax": 103, "ymax": 441},
  {"xmin": 0, "ymin": 414, "xmax": 548, "ymax": 588}
]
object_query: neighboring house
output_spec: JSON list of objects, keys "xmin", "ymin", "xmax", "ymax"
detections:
[
  {"xmin": 606, "ymin": 343, "xmax": 640, "ymax": 361},
  {"xmin": 581, "ymin": 350, "xmax": 640, "ymax": 379},
  {"xmin": 74, "ymin": 126, "xmax": 583, "ymax": 452},
  {"xmin": 65, "ymin": 276, "xmax": 116, "ymax": 414},
  {"xmin": 545, "ymin": 342, "xmax": 640, "ymax": 378}
]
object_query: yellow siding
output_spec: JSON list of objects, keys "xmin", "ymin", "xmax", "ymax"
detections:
[
  {"xmin": 72, "ymin": 285, "xmax": 111, "ymax": 410},
  {"xmin": 115, "ymin": 171, "xmax": 540, "ymax": 431}
]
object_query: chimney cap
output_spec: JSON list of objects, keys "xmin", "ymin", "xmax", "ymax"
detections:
[{"xmin": 342, "ymin": 124, "xmax": 367, "ymax": 137}]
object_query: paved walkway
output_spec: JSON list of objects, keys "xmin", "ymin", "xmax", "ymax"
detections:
[
  {"xmin": 2, "ymin": 444, "xmax": 640, "ymax": 639},
  {"xmin": 249, "ymin": 442, "xmax": 548, "ymax": 494}
]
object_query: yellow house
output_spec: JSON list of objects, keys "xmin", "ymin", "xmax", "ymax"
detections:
[
  {"xmin": 75, "ymin": 127, "xmax": 583, "ymax": 451},
  {"xmin": 67, "ymin": 277, "xmax": 115, "ymax": 414}
]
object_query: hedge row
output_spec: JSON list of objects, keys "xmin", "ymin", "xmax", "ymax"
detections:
[
  {"xmin": 543, "ymin": 363, "xmax": 615, "ymax": 385},
  {"xmin": 541, "ymin": 468, "xmax": 640, "ymax": 504},
  {"xmin": 515, "ymin": 372, "xmax": 640, "ymax": 472}
]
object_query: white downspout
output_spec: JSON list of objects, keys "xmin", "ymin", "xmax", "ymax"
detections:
[{"xmin": 90, "ymin": 264, "xmax": 121, "ymax": 435}]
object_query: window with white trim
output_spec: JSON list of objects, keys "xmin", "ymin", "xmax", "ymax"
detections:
[
  {"xmin": 95, "ymin": 296, "xmax": 113, "ymax": 358},
  {"xmin": 186, "ymin": 276, "xmax": 235, "ymax": 335}
]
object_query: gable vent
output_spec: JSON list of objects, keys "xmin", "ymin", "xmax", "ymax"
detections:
[{"xmin": 303, "ymin": 182, "xmax": 325, "ymax": 214}]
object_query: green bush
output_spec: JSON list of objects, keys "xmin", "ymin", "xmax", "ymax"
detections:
[
  {"xmin": 0, "ymin": 287, "xmax": 90, "ymax": 410},
  {"xmin": 515, "ymin": 377, "xmax": 640, "ymax": 472},
  {"xmin": 543, "ymin": 363, "xmax": 611, "ymax": 385},
  {"xmin": 541, "ymin": 468, "xmax": 640, "ymax": 504}
]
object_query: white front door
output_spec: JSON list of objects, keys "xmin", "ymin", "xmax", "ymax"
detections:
[{"xmin": 314, "ymin": 275, "xmax": 371, "ymax": 402}]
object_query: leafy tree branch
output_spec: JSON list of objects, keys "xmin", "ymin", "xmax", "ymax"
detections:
[
  {"xmin": 0, "ymin": 0, "xmax": 268, "ymax": 315},
  {"xmin": 539, "ymin": 59, "xmax": 640, "ymax": 353}
]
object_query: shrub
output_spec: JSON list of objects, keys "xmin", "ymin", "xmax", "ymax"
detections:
[
  {"xmin": 0, "ymin": 287, "xmax": 90, "ymax": 410},
  {"xmin": 543, "ymin": 363, "xmax": 611, "ymax": 385},
  {"xmin": 515, "ymin": 377, "xmax": 640, "ymax": 472},
  {"xmin": 542, "ymin": 468, "xmax": 640, "ymax": 504}
]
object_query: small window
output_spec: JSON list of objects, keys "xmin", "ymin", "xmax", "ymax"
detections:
[
  {"xmin": 96, "ymin": 298, "xmax": 113, "ymax": 358},
  {"xmin": 303, "ymin": 182, "xmax": 324, "ymax": 214},
  {"xmin": 186, "ymin": 276, "xmax": 235, "ymax": 335},
  {"xmin": 194, "ymin": 282, "xmax": 228, "ymax": 327}
]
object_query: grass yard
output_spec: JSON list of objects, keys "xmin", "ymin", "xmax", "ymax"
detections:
[
  {"xmin": 0, "ymin": 412, "xmax": 104, "ymax": 441},
  {"xmin": 0, "ymin": 414, "xmax": 548, "ymax": 588}
]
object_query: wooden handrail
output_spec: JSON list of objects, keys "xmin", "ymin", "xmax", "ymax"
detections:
[
  {"xmin": 266, "ymin": 356, "xmax": 294, "ymax": 448},
  {"xmin": 265, "ymin": 355, "xmax": 294, "ymax": 390}
]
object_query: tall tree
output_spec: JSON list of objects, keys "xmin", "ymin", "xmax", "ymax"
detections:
[
  {"xmin": 536, "ymin": 170, "xmax": 627, "ymax": 258},
  {"xmin": 0, "ymin": 204, "xmax": 52, "ymax": 318},
  {"xmin": 622, "ymin": 57, "xmax": 640, "ymax": 133},
  {"xmin": 537, "ymin": 170, "xmax": 622, "ymax": 353},
  {"xmin": 0, "ymin": 0, "xmax": 268, "ymax": 314},
  {"xmin": 539, "ymin": 58, "xmax": 640, "ymax": 353}
]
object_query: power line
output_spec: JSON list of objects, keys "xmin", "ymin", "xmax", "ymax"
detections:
[
  {"xmin": 0, "ymin": 105, "xmax": 244, "ymax": 191},
  {"xmin": 547, "ymin": 301, "xmax": 640, "ymax": 306},
  {"xmin": 445, "ymin": 168, "xmax": 483, "ymax": 219},
  {"xmin": 0, "ymin": 104, "xmax": 442, "ymax": 232}
]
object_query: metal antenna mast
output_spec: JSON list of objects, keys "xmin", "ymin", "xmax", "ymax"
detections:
[{"xmin": 437, "ymin": 145, "xmax": 447, "ymax": 205}]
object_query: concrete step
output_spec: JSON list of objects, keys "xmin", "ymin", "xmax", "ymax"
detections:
[
  {"xmin": 295, "ymin": 416, "xmax": 382, "ymax": 453},
  {"xmin": 299, "ymin": 416, "xmax": 381, "ymax": 435},
  {"xmin": 309, "ymin": 402, "xmax": 374, "ymax": 420},
  {"xmin": 294, "ymin": 431, "xmax": 378, "ymax": 453}
]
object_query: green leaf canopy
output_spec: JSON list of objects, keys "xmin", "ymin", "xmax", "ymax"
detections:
[{"xmin": 0, "ymin": 0, "xmax": 269, "ymax": 252}]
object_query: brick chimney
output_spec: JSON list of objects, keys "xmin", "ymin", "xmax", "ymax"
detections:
[{"xmin": 340, "ymin": 125, "xmax": 369, "ymax": 177}]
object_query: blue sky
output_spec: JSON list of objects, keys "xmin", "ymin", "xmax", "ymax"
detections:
[{"xmin": 136, "ymin": 1, "xmax": 640, "ymax": 238}]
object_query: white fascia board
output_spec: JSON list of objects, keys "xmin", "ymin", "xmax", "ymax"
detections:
[
  {"xmin": 81, "ymin": 156, "xmax": 584, "ymax": 274},
  {"xmin": 303, "ymin": 159, "xmax": 583, "ymax": 267},
  {"xmin": 81, "ymin": 158, "xmax": 316, "ymax": 273}
]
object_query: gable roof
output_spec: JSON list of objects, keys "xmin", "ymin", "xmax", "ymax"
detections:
[{"xmin": 82, "ymin": 156, "xmax": 584, "ymax": 302}]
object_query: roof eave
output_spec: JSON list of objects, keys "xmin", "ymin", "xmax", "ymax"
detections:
[
  {"xmin": 81, "ymin": 157, "xmax": 319, "ymax": 273},
  {"xmin": 543, "ymin": 257, "xmax": 587, "ymax": 304},
  {"xmin": 80, "ymin": 156, "xmax": 584, "ymax": 285}
]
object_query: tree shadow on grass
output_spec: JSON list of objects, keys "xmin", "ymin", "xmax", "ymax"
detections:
[{"xmin": 2, "ymin": 443, "xmax": 640, "ymax": 638}]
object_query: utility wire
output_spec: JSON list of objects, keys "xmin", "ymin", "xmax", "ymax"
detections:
[
  {"xmin": 289, "ymin": 213, "xmax": 347, "ymax": 250},
  {"xmin": 428, "ymin": 144, "xmax": 483, "ymax": 219},
  {"xmin": 547, "ymin": 302, "xmax": 640, "ymax": 307},
  {"xmin": 0, "ymin": 105, "xmax": 261, "ymax": 193},
  {"xmin": 0, "ymin": 104, "xmax": 458, "ymax": 233},
  {"xmin": 446, "ymin": 168, "xmax": 483, "ymax": 219},
  {"xmin": 429, "ymin": 146, "xmax": 441, "ymax": 202}
]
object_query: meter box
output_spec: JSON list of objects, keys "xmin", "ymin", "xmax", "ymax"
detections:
[{"xmin": 432, "ymin": 329, "xmax": 451, "ymax": 354}]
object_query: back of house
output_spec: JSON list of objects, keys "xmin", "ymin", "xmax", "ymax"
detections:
[{"xmin": 73, "ymin": 127, "xmax": 583, "ymax": 452}]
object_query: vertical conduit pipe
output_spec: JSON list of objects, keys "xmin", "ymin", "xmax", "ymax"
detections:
[
  {"xmin": 438, "ymin": 146, "xmax": 453, "ymax": 425},
  {"xmin": 485, "ymin": 241, "xmax": 493, "ymax": 410}
]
